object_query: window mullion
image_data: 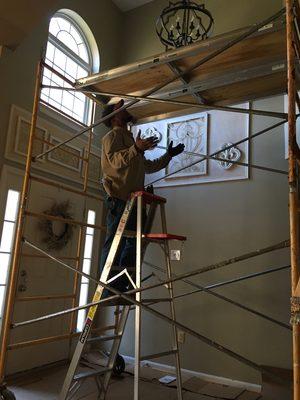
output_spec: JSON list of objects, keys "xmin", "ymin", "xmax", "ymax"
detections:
[
  {"xmin": 55, "ymin": 12, "xmax": 92, "ymax": 66},
  {"xmin": 43, "ymin": 14, "xmax": 94, "ymax": 125},
  {"xmin": 48, "ymin": 34, "xmax": 90, "ymax": 71}
]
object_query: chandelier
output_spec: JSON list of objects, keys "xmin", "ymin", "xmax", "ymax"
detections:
[{"xmin": 156, "ymin": 0, "xmax": 214, "ymax": 50}]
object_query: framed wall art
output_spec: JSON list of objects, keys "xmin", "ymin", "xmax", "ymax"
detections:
[{"xmin": 131, "ymin": 104, "xmax": 249, "ymax": 187}]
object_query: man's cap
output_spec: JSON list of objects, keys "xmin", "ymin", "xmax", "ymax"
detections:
[{"xmin": 102, "ymin": 98, "xmax": 124, "ymax": 127}]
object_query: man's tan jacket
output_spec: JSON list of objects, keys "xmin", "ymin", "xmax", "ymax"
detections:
[{"xmin": 101, "ymin": 126, "xmax": 171, "ymax": 200}]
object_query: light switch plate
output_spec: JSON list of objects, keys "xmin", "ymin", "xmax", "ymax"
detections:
[{"xmin": 170, "ymin": 250, "xmax": 181, "ymax": 261}]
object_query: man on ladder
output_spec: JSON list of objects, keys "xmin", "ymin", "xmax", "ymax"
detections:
[
  {"xmin": 99, "ymin": 98, "xmax": 185, "ymax": 294},
  {"xmin": 59, "ymin": 98, "xmax": 186, "ymax": 399}
]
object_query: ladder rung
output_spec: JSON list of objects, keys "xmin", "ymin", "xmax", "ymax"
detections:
[
  {"xmin": 132, "ymin": 191, "xmax": 166, "ymax": 204},
  {"xmin": 140, "ymin": 349, "xmax": 178, "ymax": 362},
  {"xmin": 87, "ymin": 334, "xmax": 121, "ymax": 343},
  {"xmin": 73, "ymin": 367, "xmax": 112, "ymax": 381},
  {"xmin": 143, "ymin": 233, "xmax": 187, "ymax": 241}
]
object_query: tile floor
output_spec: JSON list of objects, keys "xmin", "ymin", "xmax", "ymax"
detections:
[{"xmin": 7, "ymin": 364, "xmax": 263, "ymax": 400}]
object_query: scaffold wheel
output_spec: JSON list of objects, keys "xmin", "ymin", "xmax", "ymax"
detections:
[
  {"xmin": 113, "ymin": 353, "xmax": 125, "ymax": 376},
  {"xmin": 0, "ymin": 386, "xmax": 16, "ymax": 400}
]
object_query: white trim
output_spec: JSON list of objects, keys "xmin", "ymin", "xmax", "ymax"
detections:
[
  {"xmin": 122, "ymin": 355, "xmax": 261, "ymax": 394},
  {"xmin": 43, "ymin": 9, "xmax": 99, "ymax": 126},
  {"xmin": 48, "ymin": 33, "xmax": 90, "ymax": 71},
  {"xmin": 48, "ymin": 136, "xmax": 83, "ymax": 172},
  {"xmin": 39, "ymin": 102, "xmax": 87, "ymax": 133},
  {"xmin": 5, "ymin": 104, "xmax": 101, "ymax": 189},
  {"xmin": 58, "ymin": 9, "xmax": 100, "ymax": 74},
  {"xmin": 15, "ymin": 116, "xmax": 48, "ymax": 162}
]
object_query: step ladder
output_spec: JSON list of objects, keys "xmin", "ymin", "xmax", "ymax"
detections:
[{"xmin": 59, "ymin": 191, "xmax": 186, "ymax": 400}]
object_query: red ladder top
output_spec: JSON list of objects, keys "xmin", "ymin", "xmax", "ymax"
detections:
[
  {"xmin": 143, "ymin": 233, "xmax": 187, "ymax": 241},
  {"xmin": 132, "ymin": 191, "xmax": 166, "ymax": 204}
]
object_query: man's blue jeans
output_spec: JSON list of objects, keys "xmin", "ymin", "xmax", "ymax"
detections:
[{"xmin": 99, "ymin": 196, "xmax": 145, "ymax": 292}]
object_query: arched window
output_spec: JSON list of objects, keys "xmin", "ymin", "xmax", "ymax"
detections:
[{"xmin": 41, "ymin": 11, "xmax": 98, "ymax": 125}]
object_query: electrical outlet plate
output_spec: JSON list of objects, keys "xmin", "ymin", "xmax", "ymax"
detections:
[{"xmin": 170, "ymin": 249, "xmax": 181, "ymax": 261}]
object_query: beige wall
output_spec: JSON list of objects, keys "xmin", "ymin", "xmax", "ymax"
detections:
[
  {"xmin": 114, "ymin": 0, "xmax": 291, "ymax": 385},
  {"xmin": 120, "ymin": 0, "xmax": 283, "ymax": 64}
]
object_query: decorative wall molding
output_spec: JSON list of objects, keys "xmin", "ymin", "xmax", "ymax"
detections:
[
  {"xmin": 14, "ymin": 116, "xmax": 48, "ymax": 162},
  {"xmin": 132, "ymin": 105, "xmax": 249, "ymax": 187},
  {"xmin": 123, "ymin": 355, "xmax": 261, "ymax": 394},
  {"xmin": 48, "ymin": 137, "xmax": 83, "ymax": 172},
  {"xmin": 5, "ymin": 104, "xmax": 101, "ymax": 188},
  {"xmin": 143, "ymin": 126, "xmax": 163, "ymax": 143},
  {"xmin": 215, "ymin": 143, "xmax": 242, "ymax": 170},
  {"xmin": 166, "ymin": 115, "xmax": 208, "ymax": 178}
]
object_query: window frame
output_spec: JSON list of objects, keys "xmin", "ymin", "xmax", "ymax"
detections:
[
  {"xmin": 42, "ymin": 12, "xmax": 94, "ymax": 126},
  {"xmin": 0, "ymin": 189, "xmax": 20, "ymax": 322},
  {"xmin": 77, "ymin": 209, "xmax": 96, "ymax": 332}
]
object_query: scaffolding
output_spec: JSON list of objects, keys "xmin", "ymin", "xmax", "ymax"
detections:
[{"xmin": 0, "ymin": 0, "xmax": 299, "ymax": 398}]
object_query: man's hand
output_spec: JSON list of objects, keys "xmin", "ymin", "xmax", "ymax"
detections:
[
  {"xmin": 135, "ymin": 130, "xmax": 159, "ymax": 152},
  {"xmin": 168, "ymin": 140, "xmax": 185, "ymax": 157}
]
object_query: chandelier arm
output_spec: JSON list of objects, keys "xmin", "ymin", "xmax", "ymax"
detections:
[
  {"xmin": 156, "ymin": 1, "xmax": 214, "ymax": 49},
  {"xmin": 156, "ymin": 8, "xmax": 178, "ymax": 48},
  {"xmin": 184, "ymin": 5, "xmax": 189, "ymax": 46}
]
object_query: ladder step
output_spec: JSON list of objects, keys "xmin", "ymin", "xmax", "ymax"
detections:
[
  {"xmin": 132, "ymin": 191, "xmax": 166, "ymax": 204},
  {"xmin": 87, "ymin": 334, "xmax": 122, "ymax": 343},
  {"xmin": 73, "ymin": 367, "xmax": 112, "ymax": 381},
  {"xmin": 143, "ymin": 233, "xmax": 187, "ymax": 241},
  {"xmin": 140, "ymin": 349, "xmax": 178, "ymax": 362}
]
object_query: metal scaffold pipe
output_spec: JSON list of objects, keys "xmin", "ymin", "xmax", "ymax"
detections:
[
  {"xmin": 149, "ymin": 119, "xmax": 288, "ymax": 185},
  {"xmin": 154, "ymin": 145, "xmax": 288, "ymax": 175},
  {"xmin": 41, "ymin": 84, "xmax": 288, "ymax": 120},
  {"xmin": 144, "ymin": 261, "xmax": 291, "ymax": 330},
  {"xmin": 12, "ymin": 238, "xmax": 289, "ymax": 383},
  {"xmin": 15, "ymin": 237, "xmax": 290, "ymax": 327}
]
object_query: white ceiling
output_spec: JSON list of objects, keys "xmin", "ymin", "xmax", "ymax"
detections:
[{"xmin": 112, "ymin": 0, "xmax": 154, "ymax": 12}]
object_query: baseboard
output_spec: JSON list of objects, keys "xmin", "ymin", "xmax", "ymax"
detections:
[{"xmin": 123, "ymin": 355, "xmax": 261, "ymax": 394}]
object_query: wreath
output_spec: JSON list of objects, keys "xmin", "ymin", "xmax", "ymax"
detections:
[{"xmin": 39, "ymin": 201, "xmax": 73, "ymax": 250}]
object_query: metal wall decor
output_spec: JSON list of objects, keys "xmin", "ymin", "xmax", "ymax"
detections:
[
  {"xmin": 156, "ymin": 0, "xmax": 214, "ymax": 49},
  {"xmin": 166, "ymin": 115, "xmax": 208, "ymax": 177},
  {"xmin": 142, "ymin": 126, "xmax": 163, "ymax": 143},
  {"xmin": 216, "ymin": 142, "xmax": 242, "ymax": 170}
]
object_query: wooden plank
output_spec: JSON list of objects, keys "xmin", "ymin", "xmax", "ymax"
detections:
[
  {"xmin": 176, "ymin": 30, "xmax": 286, "ymax": 83},
  {"xmin": 90, "ymin": 28, "xmax": 285, "ymax": 102},
  {"xmin": 128, "ymin": 72, "xmax": 286, "ymax": 122},
  {"xmin": 93, "ymin": 64, "xmax": 177, "ymax": 95},
  {"xmin": 199, "ymin": 72, "xmax": 286, "ymax": 104}
]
